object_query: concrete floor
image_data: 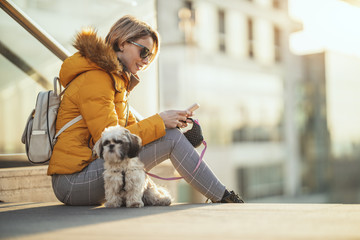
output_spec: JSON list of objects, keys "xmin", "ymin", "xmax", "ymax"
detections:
[{"xmin": 1, "ymin": 202, "xmax": 360, "ymax": 240}]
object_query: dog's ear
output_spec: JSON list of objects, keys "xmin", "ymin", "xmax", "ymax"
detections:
[
  {"xmin": 93, "ymin": 139, "xmax": 103, "ymax": 159},
  {"xmin": 127, "ymin": 133, "xmax": 142, "ymax": 158}
]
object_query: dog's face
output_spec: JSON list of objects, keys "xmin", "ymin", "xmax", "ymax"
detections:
[{"xmin": 93, "ymin": 125, "xmax": 142, "ymax": 162}]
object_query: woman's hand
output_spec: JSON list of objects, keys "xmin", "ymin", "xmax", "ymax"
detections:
[{"xmin": 159, "ymin": 110, "xmax": 193, "ymax": 129}]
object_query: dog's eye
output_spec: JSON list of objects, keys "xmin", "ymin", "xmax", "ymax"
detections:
[
  {"xmin": 103, "ymin": 140, "xmax": 110, "ymax": 146},
  {"xmin": 114, "ymin": 140, "xmax": 123, "ymax": 144}
]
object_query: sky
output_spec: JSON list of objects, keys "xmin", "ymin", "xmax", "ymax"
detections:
[
  {"xmin": 288, "ymin": 0, "xmax": 360, "ymax": 58},
  {"xmin": 288, "ymin": 0, "xmax": 360, "ymax": 155}
]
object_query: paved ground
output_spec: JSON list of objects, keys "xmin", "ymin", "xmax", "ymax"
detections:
[{"xmin": 1, "ymin": 202, "xmax": 360, "ymax": 240}]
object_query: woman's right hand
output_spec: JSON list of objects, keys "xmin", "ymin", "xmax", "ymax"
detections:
[{"xmin": 159, "ymin": 110, "xmax": 192, "ymax": 129}]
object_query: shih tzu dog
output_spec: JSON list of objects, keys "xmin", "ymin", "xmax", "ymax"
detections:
[{"xmin": 93, "ymin": 125, "xmax": 172, "ymax": 208}]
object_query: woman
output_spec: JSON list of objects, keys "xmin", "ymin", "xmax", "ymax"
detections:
[{"xmin": 48, "ymin": 15, "xmax": 244, "ymax": 205}]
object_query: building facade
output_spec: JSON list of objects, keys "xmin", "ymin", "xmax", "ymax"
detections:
[{"xmin": 156, "ymin": 0, "xmax": 303, "ymax": 201}]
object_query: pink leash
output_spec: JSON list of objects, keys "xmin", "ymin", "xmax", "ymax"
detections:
[{"xmin": 146, "ymin": 140, "xmax": 207, "ymax": 181}]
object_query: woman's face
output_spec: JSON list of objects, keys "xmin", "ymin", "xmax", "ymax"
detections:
[{"xmin": 117, "ymin": 36, "xmax": 154, "ymax": 75}]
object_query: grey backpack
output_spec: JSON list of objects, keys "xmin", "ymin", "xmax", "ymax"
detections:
[{"xmin": 21, "ymin": 77, "xmax": 82, "ymax": 164}]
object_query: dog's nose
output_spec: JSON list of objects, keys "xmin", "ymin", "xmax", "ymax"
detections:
[{"xmin": 109, "ymin": 144, "xmax": 115, "ymax": 150}]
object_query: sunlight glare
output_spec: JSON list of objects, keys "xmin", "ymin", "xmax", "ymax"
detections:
[{"xmin": 289, "ymin": 0, "xmax": 360, "ymax": 57}]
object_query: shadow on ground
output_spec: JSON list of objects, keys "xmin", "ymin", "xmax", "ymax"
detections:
[{"xmin": 0, "ymin": 202, "xmax": 205, "ymax": 239}]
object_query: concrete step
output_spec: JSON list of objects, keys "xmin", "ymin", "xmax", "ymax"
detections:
[
  {"xmin": 0, "ymin": 166, "xmax": 57, "ymax": 202},
  {"xmin": 0, "ymin": 161, "xmax": 180, "ymax": 203},
  {"xmin": 0, "ymin": 153, "xmax": 34, "ymax": 168}
]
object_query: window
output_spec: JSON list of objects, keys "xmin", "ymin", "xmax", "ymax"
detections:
[
  {"xmin": 218, "ymin": 9, "xmax": 226, "ymax": 52},
  {"xmin": 247, "ymin": 17, "xmax": 254, "ymax": 58},
  {"xmin": 274, "ymin": 25, "xmax": 281, "ymax": 62},
  {"xmin": 185, "ymin": 0, "xmax": 192, "ymax": 10},
  {"xmin": 273, "ymin": 0, "xmax": 281, "ymax": 9},
  {"xmin": 179, "ymin": 0, "xmax": 196, "ymax": 44},
  {"xmin": 184, "ymin": 0, "xmax": 195, "ymax": 20}
]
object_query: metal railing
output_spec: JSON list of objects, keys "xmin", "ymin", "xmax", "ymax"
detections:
[{"xmin": 0, "ymin": 0, "xmax": 70, "ymax": 61}]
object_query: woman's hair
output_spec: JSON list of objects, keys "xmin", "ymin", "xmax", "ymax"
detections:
[{"xmin": 105, "ymin": 15, "xmax": 160, "ymax": 64}]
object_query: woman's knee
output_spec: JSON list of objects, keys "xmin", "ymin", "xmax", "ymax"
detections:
[
  {"xmin": 164, "ymin": 128, "xmax": 194, "ymax": 152},
  {"xmin": 164, "ymin": 128, "xmax": 184, "ymax": 142}
]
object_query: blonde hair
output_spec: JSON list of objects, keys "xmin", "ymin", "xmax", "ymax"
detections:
[{"xmin": 105, "ymin": 15, "xmax": 160, "ymax": 64}]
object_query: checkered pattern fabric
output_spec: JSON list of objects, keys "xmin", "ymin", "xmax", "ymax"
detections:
[
  {"xmin": 51, "ymin": 159, "xmax": 105, "ymax": 205},
  {"xmin": 140, "ymin": 129, "xmax": 225, "ymax": 202},
  {"xmin": 51, "ymin": 128, "xmax": 225, "ymax": 205}
]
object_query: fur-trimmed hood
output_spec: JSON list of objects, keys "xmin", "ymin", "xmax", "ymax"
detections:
[{"xmin": 59, "ymin": 29, "xmax": 124, "ymax": 87}]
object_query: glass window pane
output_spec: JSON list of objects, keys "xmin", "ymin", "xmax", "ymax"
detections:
[{"xmin": 0, "ymin": 0, "xmax": 156, "ymax": 154}]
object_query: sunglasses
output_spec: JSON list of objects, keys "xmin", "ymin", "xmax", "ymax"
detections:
[{"xmin": 128, "ymin": 41, "xmax": 153, "ymax": 60}]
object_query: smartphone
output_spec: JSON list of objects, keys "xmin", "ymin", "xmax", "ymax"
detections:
[{"xmin": 187, "ymin": 103, "xmax": 200, "ymax": 112}]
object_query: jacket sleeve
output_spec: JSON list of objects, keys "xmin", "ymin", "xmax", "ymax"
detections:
[
  {"xmin": 77, "ymin": 70, "xmax": 118, "ymax": 143},
  {"xmin": 126, "ymin": 113, "xmax": 166, "ymax": 146}
]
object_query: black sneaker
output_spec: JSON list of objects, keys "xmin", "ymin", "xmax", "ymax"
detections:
[{"xmin": 217, "ymin": 190, "xmax": 244, "ymax": 203}]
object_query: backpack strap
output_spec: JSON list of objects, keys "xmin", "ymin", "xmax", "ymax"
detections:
[
  {"xmin": 53, "ymin": 72, "xmax": 123, "ymax": 141},
  {"xmin": 54, "ymin": 115, "xmax": 83, "ymax": 140},
  {"xmin": 52, "ymin": 76, "xmax": 83, "ymax": 141},
  {"xmin": 53, "ymin": 77, "xmax": 62, "ymax": 96}
]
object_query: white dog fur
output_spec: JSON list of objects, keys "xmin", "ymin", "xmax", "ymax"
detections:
[{"xmin": 93, "ymin": 125, "xmax": 172, "ymax": 208}]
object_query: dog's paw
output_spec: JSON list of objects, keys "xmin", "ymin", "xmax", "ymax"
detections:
[
  {"xmin": 127, "ymin": 201, "xmax": 144, "ymax": 208},
  {"xmin": 159, "ymin": 196, "xmax": 172, "ymax": 206},
  {"xmin": 104, "ymin": 201, "xmax": 121, "ymax": 208},
  {"xmin": 143, "ymin": 185, "xmax": 172, "ymax": 206}
]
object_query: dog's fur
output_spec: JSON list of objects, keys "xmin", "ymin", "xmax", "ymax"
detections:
[{"xmin": 93, "ymin": 125, "xmax": 171, "ymax": 208}]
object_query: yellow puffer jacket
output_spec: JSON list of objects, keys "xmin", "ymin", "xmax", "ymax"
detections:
[{"xmin": 47, "ymin": 30, "xmax": 166, "ymax": 175}]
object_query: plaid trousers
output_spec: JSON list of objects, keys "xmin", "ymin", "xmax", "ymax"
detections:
[{"xmin": 51, "ymin": 128, "xmax": 226, "ymax": 205}]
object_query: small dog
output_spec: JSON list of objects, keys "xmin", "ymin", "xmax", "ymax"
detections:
[{"xmin": 93, "ymin": 125, "xmax": 171, "ymax": 208}]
